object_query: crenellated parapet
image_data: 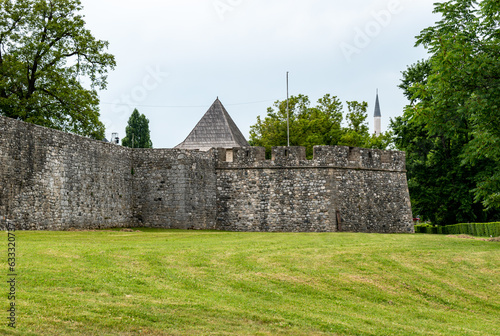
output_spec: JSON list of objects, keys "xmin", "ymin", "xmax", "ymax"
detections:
[
  {"xmin": 215, "ymin": 145, "xmax": 406, "ymax": 172},
  {"xmin": 218, "ymin": 146, "xmax": 266, "ymax": 165},
  {"xmin": 272, "ymin": 146, "xmax": 306, "ymax": 164},
  {"xmin": 312, "ymin": 146, "xmax": 406, "ymax": 171}
]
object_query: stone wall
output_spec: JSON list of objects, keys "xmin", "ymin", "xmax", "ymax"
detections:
[
  {"xmin": 132, "ymin": 149, "xmax": 217, "ymax": 229},
  {"xmin": 0, "ymin": 116, "xmax": 133, "ymax": 230},
  {"xmin": 0, "ymin": 116, "xmax": 413, "ymax": 233},
  {"xmin": 215, "ymin": 146, "xmax": 413, "ymax": 233}
]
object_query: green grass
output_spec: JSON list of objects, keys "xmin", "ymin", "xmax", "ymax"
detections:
[{"xmin": 1, "ymin": 230, "xmax": 499, "ymax": 335}]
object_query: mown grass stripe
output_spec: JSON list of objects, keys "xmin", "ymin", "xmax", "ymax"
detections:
[{"xmin": 2, "ymin": 230, "xmax": 499, "ymax": 336}]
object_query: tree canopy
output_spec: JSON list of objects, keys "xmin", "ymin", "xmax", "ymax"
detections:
[
  {"xmin": 391, "ymin": 0, "xmax": 500, "ymax": 224},
  {"xmin": 122, "ymin": 109, "xmax": 153, "ymax": 149},
  {"xmin": 0, "ymin": 0, "xmax": 115, "ymax": 139},
  {"xmin": 249, "ymin": 94, "xmax": 391, "ymax": 158}
]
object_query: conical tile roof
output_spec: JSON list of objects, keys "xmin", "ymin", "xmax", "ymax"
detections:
[{"xmin": 175, "ymin": 98, "xmax": 249, "ymax": 151}]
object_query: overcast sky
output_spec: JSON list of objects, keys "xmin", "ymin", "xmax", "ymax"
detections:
[{"xmin": 81, "ymin": 0, "xmax": 440, "ymax": 148}]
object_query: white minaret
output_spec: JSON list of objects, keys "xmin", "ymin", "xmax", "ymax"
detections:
[{"xmin": 374, "ymin": 89, "xmax": 381, "ymax": 136}]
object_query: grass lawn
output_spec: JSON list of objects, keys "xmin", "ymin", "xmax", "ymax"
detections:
[{"xmin": 1, "ymin": 229, "xmax": 499, "ymax": 335}]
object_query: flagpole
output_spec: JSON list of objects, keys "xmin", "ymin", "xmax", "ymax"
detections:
[{"xmin": 286, "ymin": 71, "xmax": 289, "ymax": 147}]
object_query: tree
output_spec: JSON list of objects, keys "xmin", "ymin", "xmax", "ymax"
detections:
[
  {"xmin": 249, "ymin": 94, "xmax": 391, "ymax": 159},
  {"xmin": 391, "ymin": 0, "xmax": 500, "ymax": 224},
  {"xmin": 0, "ymin": 0, "xmax": 116, "ymax": 139},
  {"xmin": 122, "ymin": 109, "xmax": 153, "ymax": 148}
]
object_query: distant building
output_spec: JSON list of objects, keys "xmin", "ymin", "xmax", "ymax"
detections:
[
  {"xmin": 374, "ymin": 90, "xmax": 381, "ymax": 136},
  {"xmin": 175, "ymin": 98, "xmax": 249, "ymax": 151},
  {"xmin": 111, "ymin": 132, "xmax": 120, "ymax": 145}
]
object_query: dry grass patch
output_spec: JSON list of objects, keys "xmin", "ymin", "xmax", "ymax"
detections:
[{"xmin": 448, "ymin": 234, "xmax": 500, "ymax": 242}]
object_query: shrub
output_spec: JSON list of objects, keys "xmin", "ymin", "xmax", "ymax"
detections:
[
  {"xmin": 414, "ymin": 223, "xmax": 435, "ymax": 234},
  {"xmin": 415, "ymin": 222, "xmax": 500, "ymax": 237}
]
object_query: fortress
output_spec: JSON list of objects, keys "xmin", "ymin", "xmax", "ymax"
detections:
[{"xmin": 0, "ymin": 99, "xmax": 414, "ymax": 233}]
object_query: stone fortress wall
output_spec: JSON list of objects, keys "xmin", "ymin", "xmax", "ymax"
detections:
[{"xmin": 0, "ymin": 116, "xmax": 414, "ymax": 233}]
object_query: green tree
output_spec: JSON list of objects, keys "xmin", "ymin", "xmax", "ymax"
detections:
[
  {"xmin": 392, "ymin": 0, "xmax": 500, "ymax": 224},
  {"xmin": 249, "ymin": 94, "xmax": 343, "ymax": 158},
  {"xmin": 249, "ymin": 94, "xmax": 391, "ymax": 159},
  {"xmin": 339, "ymin": 100, "xmax": 393, "ymax": 149},
  {"xmin": 122, "ymin": 109, "xmax": 153, "ymax": 148},
  {"xmin": 0, "ymin": 0, "xmax": 115, "ymax": 139},
  {"xmin": 338, "ymin": 101, "xmax": 369, "ymax": 147}
]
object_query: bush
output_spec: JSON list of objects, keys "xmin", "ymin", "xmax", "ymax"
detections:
[
  {"xmin": 449, "ymin": 222, "xmax": 500, "ymax": 237},
  {"xmin": 415, "ymin": 222, "xmax": 500, "ymax": 237},
  {"xmin": 414, "ymin": 223, "xmax": 436, "ymax": 234}
]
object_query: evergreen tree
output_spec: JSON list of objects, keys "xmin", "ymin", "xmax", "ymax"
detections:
[{"xmin": 122, "ymin": 109, "xmax": 153, "ymax": 148}]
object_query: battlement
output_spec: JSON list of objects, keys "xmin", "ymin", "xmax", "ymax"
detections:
[
  {"xmin": 219, "ymin": 146, "xmax": 266, "ymax": 164},
  {"xmin": 215, "ymin": 145, "xmax": 405, "ymax": 171},
  {"xmin": 312, "ymin": 146, "xmax": 406, "ymax": 171}
]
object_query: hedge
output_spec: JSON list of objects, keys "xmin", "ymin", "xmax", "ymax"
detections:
[{"xmin": 415, "ymin": 222, "xmax": 500, "ymax": 237}]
